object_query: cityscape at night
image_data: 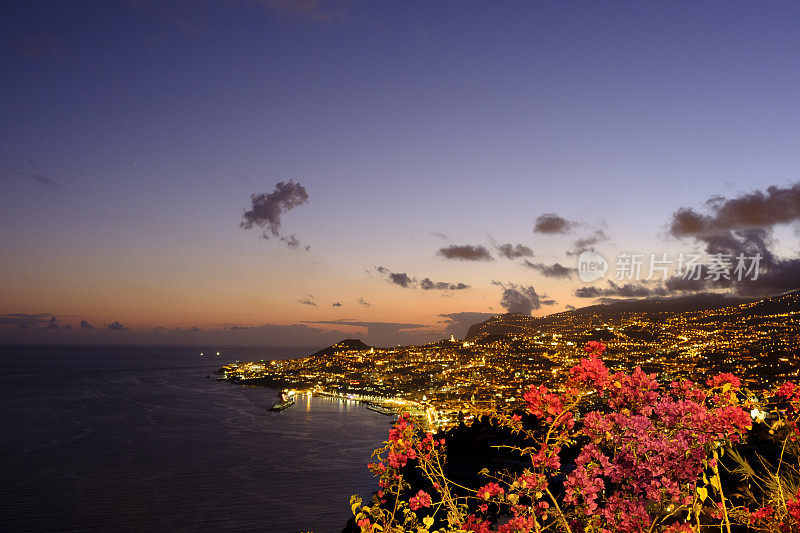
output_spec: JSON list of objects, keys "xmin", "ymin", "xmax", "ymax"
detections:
[
  {"xmin": 220, "ymin": 291, "xmax": 800, "ymax": 429},
  {"xmin": 2, "ymin": 1, "xmax": 800, "ymax": 532}
]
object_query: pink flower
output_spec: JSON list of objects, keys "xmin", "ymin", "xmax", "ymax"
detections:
[
  {"xmin": 584, "ymin": 340, "xmax": 607, "ymax": 356},
  {"xmin": 478, "ymin": 482, "xmax": 505, "ymax": 500},
  {"xmin": 409, "ymin": 489, "xmax": 432, "ymax": 510}
]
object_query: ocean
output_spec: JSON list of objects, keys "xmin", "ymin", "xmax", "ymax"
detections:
[{"xmin": 0, "ymin": 345, "xmax": 392, "ymax": 532}]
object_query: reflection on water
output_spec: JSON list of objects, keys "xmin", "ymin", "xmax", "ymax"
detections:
[{"xmin": 0, "ymin": 345, "xmax": 391, "ymax": 533}]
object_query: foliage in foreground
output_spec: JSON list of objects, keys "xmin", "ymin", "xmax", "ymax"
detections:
[{"xmin": 349, "ymin": 342, "xmax": 800, "ymax": 533}]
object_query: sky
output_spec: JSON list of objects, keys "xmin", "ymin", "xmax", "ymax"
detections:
[{"xmin": 2, "ymin": 1, "xmax": 800, "ymax": 347}]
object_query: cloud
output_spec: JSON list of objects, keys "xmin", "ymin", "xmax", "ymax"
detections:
[
  {"xmin": 375, "ymin": 266, "xmax": 469, "ymax": 291},
  {"xmin": 533, "ymin": 213, "xmax": 575, "ymax": 234},
  {"xmin": 669, "ymin": 182, "xmax": 800, "ymax": 238},
  {"xmin": 298, "ymin": 297, "xmax": 317, "ymax": 306},
  {"xmin": 280, "ymin": 234, "xmax": 308, "ymax": 250},
  {"xmin": 523, "ymin": 261, "xmax": 575, "ymax": 278},
  {"xmin": 257, "ymin": 0, "xmax": 347, "ymax": 22},
  {"xmin": 389, "ymin": 272, "xmax": 414, "ymax": 288},
  {"xmin": 0, "ymin": 313, "xmax": 56, "ymax": 327},
  {"xmin": 494, "ymin": 242, "xmax": 534, "ymax": 259},
  {"xmin": 568, "ymin": 229, "xmax": 610, "ymax": 255},
  {"xmin": 495, "ymin": 282, "xmax": 554, "ymax": 315},
  {"xmin": 574, "ymin": 280, "xmax": 667, "ymax": 299},
  {"xmin": 305, "ymin": 319, "xmax": 434, "ymax": 346},
  {"xmin": 107, "ymin": 321, "xmax": 129, "ymax": 331},
  {"xmin": 240, "ymin": 180, "xmax": 309, "ymax": 242},
  {"xmin": 332, "ymin": 302, "xmax": 342, "ymax": 307},
  {"xmin": 4, "ymin": 167, "xmax": 57, "ymax": 186},
  {"xmin": 79, "ymin": 320, "xmax": 94, "ymax": 330},
  {"xmin": 430, "ymin": 232, "xmax": 448, "ymax": 240},
  {"xmin": 46, "ymin": 316, "xmax": 59, "ymax": 329},
  {"xmin": 358, "ymin": 297, "xmax": 371, "ymax": 307},
  {"xmin": 665, "ymin": 182, "xmax": 800, "ymax": 297},
  {"xmin": 420, "ymin": 278, "xmax": 469, "ymax": 291},
  {"xmin": 438, "ymin": 312, "xmax": 496, "ymax": 339},
  {"xmin": 437, "ymin": 244, "xmax": 493, "ymax": 261}
]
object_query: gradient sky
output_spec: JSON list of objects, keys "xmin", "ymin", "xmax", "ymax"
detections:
[{"xmin": 2, "ymin": 1, "xmax": 800, "ymax": 346}]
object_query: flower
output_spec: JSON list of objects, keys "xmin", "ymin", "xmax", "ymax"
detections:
[
  {"xmin": 584, "ymin": 340, "xmax": 607, "ymax": 356},
  {"xmin": 409, "ymin": 490, "xmax": 432, "ymax": 510}
]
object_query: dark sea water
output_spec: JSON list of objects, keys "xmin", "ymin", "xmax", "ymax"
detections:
[{"xmin": 0, "ymin": 345, "xmax": 393, "ymax": 533}]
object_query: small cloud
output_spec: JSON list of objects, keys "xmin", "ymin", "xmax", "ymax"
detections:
[
  {"xmin": 358, "ymin": 297, "xmax": 371, "ymax": 307},
  {"xmin": 523, "ymin": 261, "xmax": 575, "ymax": 279},
  {"xmin": 332, "ymin": 302, "xmax": 342, "ymax": 307},
  {"xmin": 430, "ymin": 232, "xmax": 448, "ymax": 240},
  {"xmin": 0, "ymin": 313, "xmax": 55, "ymax": 327},
  {"xmin": 79, "ymin": 320, "xmax": 94, "ymax": 330},
  {"xmin": 191, "ymin": 326, "xmax": 202, "ymax": 332},
  {"xmin": 280, "ymin": 234, "xmax": 307, "ymax": 250},
  {"xmin": 420, "ymin": 278, "xmax": 470, "ymax": 291},
  {"xmin": 298, "ymin": 296, "xmax": 317, "ymax": 306},
  {"xmin": 240, "ymin": 180, "xmax": 309, "ymax": 241},
  {"xmin": 46, "ymin": 316, "xmax": 59, "ymax": 329},
  {"xmin": 494, "ymin": 242, "xmax": 534, "ymax": 259},
  {"xmin": 106, "ymin": 321, "xmax": 129, "ymax": 331},
  {"xmin": 437, "ymin": 244, "xmax": 493, "ymax": 261},
  {"xmin": 495, "ymin": 282, "xmax": 554, "ymax": 315},
  {"xmin": 574, "ymin": 280, "xmax": 667, "ymax": 299},
  {"xmin": 389, "ymin": 272, "xmax": 414, "ymax": 288},
  {"xmin": 565, "ymin": 304, "xmax": 576, "ymax": 310},
  {"xmin": 4, "ymin": 167, "xmax": 57, "ymax": 186},
  {"xmin": 533, "ymin": 213, "xmax": 575, "ymax": 234},
  {"xmin": 568, "ymin": 229, "xmax": 610, "ymax": 256}
]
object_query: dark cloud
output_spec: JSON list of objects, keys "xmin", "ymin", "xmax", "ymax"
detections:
[
  {"xmin": 439, "ymin": 312, "xmax": 496, "ymax": 339},
  {"xmin": 79, "ymin": 320, "xmax": 94, "ymax": 330},
  {"xmin": 0, "ymin": 313, "xmax": 55, "ymax": 327},
  {"xmin": 332, "ymin": 302, "xmax": 342, "ymax": 307},
  {"xmin": 568, "ymin": 229, "xmax": 610, "ymax": 255},
  {"xmin": 669, "ymin": 182, "xmax": 800, "ymax": 238},
  {"xmin": 389, "ymin": 272, "xmax": 414, "ymax": 288},
  {"xmin": 358, "ymin": 297, "xmax": 371, "ymax": 307},
  {"xmin": 430, "ymin": 232, "xmax": 448, "ymax": 240},
  {"xmin": 46, "ymin": 316, "xmax": 59, "ymax": 329},
  {"xmin": 298, "ymin": 297, "xmax": 317, "ymax": 306},
  {"xmin": 240, "ymin": 180, "xmax": 309, "ymax": 241},
  {"xmin": 437, "ymin": 244, "xmax": 493, "ymax": 261},
  {"xmin": 4, "ymin": 167, "xmax": 57, "ymax": 186},
  {"xmin": 280, "ymin": 234, "xmax": 307, "ymax": 250},
  {"xmin": 565, "ymin": 305, "xmax": 577, "ymax": 311},
  {"xmin": 523, "ymin": 261, "xmax": 575, "ymax": 278},
  {"xmin": 533, "ymin": 213, "xmax": 575, "ymax": 234},
  {"xmin": 574, "ymin": 281, "xmax": 667, "ymax": 299},
  {"xmin": 375, "ymin": 266, "xmax": 469, "ymax": 291},
  {"xmin": 496, "ymin": 282, "xmax": 554, "ymax": 315},
  {"xmin": 666, "ymin": 183, "xmax": 800, "ymax": 297},
  {"xmin": 494, "ymin": 242, "xmax": 534, "ymax": 259},
  {"xmin": 305, "ymin": 319, "xmax": 434, "ymax": 346},
  {"xmin": 420, "ymin": 278, "xmax": 469, "ymax": 291},
  {"xmin": 107, "ymin": 321, "xmax": 129, "ymax": 331}
]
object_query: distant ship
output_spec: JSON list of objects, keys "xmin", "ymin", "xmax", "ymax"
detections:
[
  {"xmin": 269, "ymin": 391, "xmax": 296, "ymax": 412},
  {"xmin": 365, "ymin": 403, "xmax": 397, "ymax": 416}
]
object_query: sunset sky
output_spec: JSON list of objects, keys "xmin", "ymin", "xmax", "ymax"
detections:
[{"xmin": 2, "ymin": 1, "xmax": 800, "ymax": 346}]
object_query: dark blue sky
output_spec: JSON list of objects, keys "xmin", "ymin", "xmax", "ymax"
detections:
[{"xmin": 2, "ymin": 1, "xmax": 800, "ymax": 345}]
